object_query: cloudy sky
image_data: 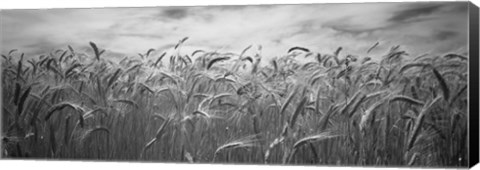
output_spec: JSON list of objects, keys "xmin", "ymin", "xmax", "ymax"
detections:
[{"xmin": 0, "ymin": 2, "xmax": 469, "ymax": 62}]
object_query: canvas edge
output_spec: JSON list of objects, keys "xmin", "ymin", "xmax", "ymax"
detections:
[{"xmin": 468, "ymin": 1, "xmax": 479, "ymax": 168}]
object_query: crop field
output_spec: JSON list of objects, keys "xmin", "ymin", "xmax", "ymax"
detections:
[{"xmin": 1, "ymin": 39, "xmax": 469, "ymax": 167}]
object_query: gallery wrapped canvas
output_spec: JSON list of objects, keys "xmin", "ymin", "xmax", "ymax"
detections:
[{"xmin": 1, "ymin": 1, "xmax": 478, "ymax": 169}]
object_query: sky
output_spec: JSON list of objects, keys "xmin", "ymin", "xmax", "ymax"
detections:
[{"xmin": 0, "ymin": 2, "xmax": 469, "ymax": 62}]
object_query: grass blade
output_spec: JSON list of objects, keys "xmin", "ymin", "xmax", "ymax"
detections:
[{"xmin": 432, "ymin": 68, "xmax": 450, "ymax": 101}]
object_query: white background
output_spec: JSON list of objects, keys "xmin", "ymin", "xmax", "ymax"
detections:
[{"xmin": 1, "ymin": 0, "xmax": 479, "ymax": 170}]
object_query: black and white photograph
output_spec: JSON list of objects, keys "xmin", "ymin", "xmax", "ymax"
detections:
[{"xmin": 1, "ymin": 0, "xmax": 478, "ymax": 169}]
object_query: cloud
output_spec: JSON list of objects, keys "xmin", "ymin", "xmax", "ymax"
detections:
[
  {"xmin": 158, "ymin": 8, "xmax": 189, "ymax": 20},
  {"xmin": 388, "ymin": 4, "xmax": 444, "ymax": 23},
  {"xmin": 117, "ymin": 33, "xmax": 164, "ymax": 39},
  {"xmin": 1, "ymin": 2, "xmax": 469, "ymax": 63},
  {"xmin": 433, "ymin": 31, "xmax": 458, "ymax": 41}
]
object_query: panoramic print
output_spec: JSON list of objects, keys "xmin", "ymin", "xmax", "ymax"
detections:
[{"xmin": 1, "ymin": 2, "xmax": 471, "ymax": 168}]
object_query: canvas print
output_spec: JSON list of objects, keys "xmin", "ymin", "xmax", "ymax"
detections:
[{"xmin": 1, "ymin": 1, "xmax": 477, "ymax": 168}]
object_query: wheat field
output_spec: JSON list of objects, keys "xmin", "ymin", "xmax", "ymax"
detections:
[{"xmin": 1, "ymin": 39, "xmax": 469, "ymax": 167}]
